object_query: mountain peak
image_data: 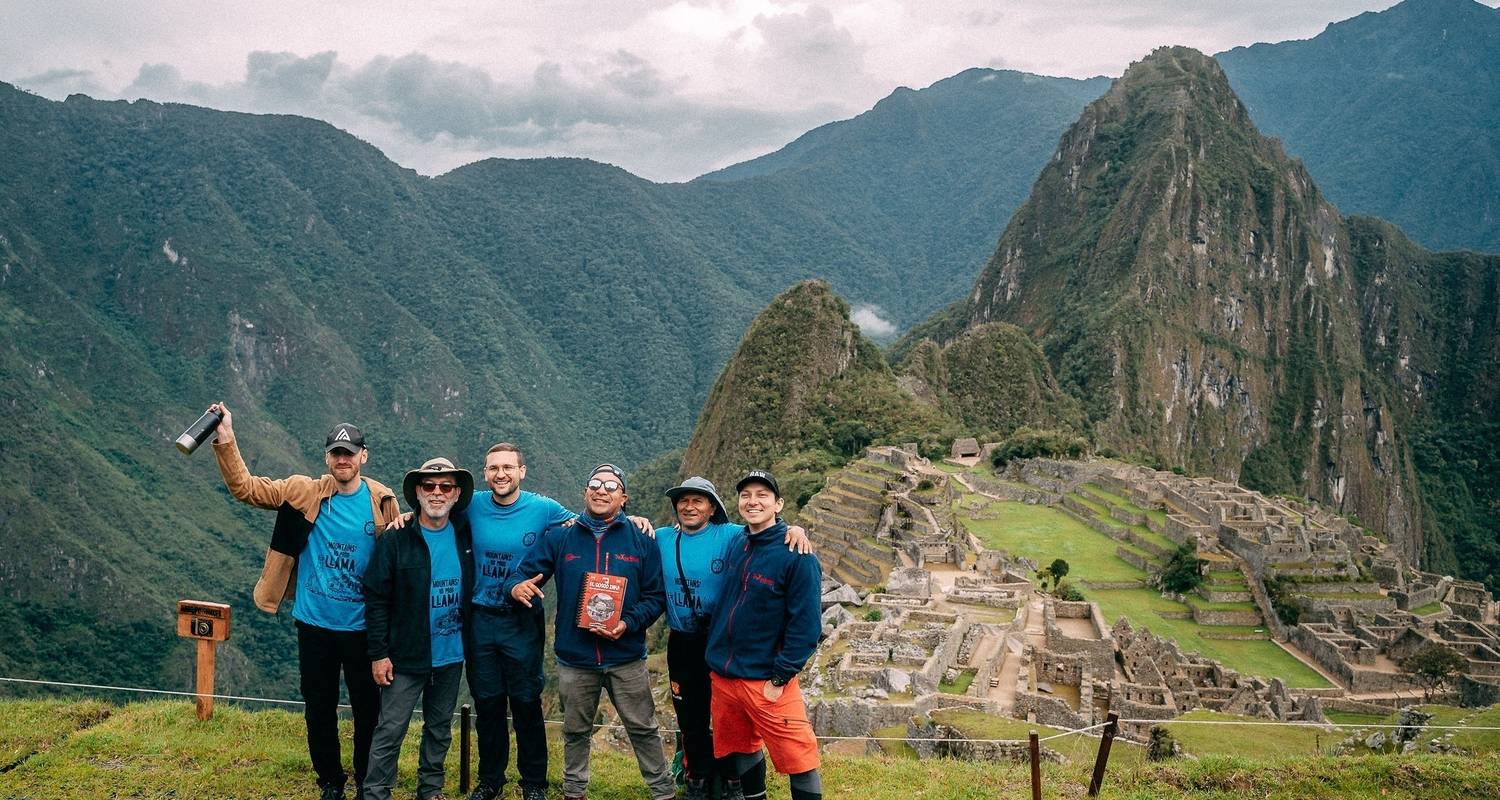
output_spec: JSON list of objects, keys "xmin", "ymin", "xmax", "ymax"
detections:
[{"xmin": 953, "ymin": 38, "xmax": 1417, "ymax": 562}]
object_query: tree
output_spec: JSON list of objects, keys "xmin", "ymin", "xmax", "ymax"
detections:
[
  {"xmin": 1157, "ymin": 544, "xmax": 1205, "ymax": 594},
  {"xmin": 1399, "ymin": 643, "xmax": 1467, "ymax": 701},
  {"xmin": 1036, "ymin": 558, "xmax": 1072, "ymax": 592}
]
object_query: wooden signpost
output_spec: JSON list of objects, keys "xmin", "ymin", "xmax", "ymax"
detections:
[{"xmin": 176, "ymin": 600, "xmax": 231, "ymax": 721}]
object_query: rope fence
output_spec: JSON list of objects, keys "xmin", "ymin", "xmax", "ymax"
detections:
[
  {"xmin": 7, "ymin": 675, "xmax": 1500, "ymax": 739},
  {"xmin": 7, "ymin": 674, "xmax": 1499, "ymax": 798}
]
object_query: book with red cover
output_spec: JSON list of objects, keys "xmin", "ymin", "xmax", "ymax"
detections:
[{"xmin": 577, "ymin": 571, "xmax": 627, "ymax": 631}]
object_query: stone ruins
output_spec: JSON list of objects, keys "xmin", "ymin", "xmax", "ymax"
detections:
[{"xmin": 789, "ymin": 444, "xmax": 1500, "ymax": 761}]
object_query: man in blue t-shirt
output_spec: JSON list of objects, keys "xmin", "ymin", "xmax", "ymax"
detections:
[
  {"xmin": 209, "ymin": 404, "xmax": 400, "ymax": 800},
  {"xmin": 656, "ymin": 477, "xmax": 810, "ymax": 800},
  {"xmin": 362, "ymin": 458, "xmax": 475, "ymax": 800},
  {"xmin": 463, "ymin": 443, "xmax": 575, "ymax": 800}
]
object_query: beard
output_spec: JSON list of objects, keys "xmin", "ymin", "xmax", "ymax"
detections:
[{"xmin": 419, "ymin": 496, "xmax": 452, "ymax": 523}]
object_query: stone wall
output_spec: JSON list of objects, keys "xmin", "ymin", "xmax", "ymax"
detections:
[
  {"xmin": 906, "ymin": 720, "xmax": 1062, "ymax": 764},
  {"xmin": 810, "ymin": 698, "xmax": 913, "ymax": 737},
  {"xmin": 1043, "ymin": 600, "xmax": 1115, "ymax": 675}
]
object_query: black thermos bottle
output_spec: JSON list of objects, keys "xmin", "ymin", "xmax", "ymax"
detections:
[{"xmin": 175, "ymin": 409, "xmax": 223, "ymax": 455}]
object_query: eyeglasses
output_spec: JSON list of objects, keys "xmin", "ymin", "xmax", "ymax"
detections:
[
  {"xmin": 586, "ymin": 479, "xmax": 622, "ymax": 493},
  {"xmin": 485, "ymin": 464, "xmax": 523, "ymax": 474},
  {"xmin": 418, "ymin": 481, "xmax": 460, "ymax": 495}
]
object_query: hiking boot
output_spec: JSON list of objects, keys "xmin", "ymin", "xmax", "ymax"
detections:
[
  {"xmin": 720, "ymin": 780, "xmax": 746, "ymax": 800},
  {"xmin": 520, "ymin": 788, "xmax": 547, "ymax": 800},
  {"xmin": 318, "ymin": 784, "xmax": 347, "ymax": 800},
  {"xmin": 466, "ymin": 785, "xmax": 500, "ymax": 800},
  {"xmin": 684, "ymin": 779, "xmax": 710, "ymax": 800}
]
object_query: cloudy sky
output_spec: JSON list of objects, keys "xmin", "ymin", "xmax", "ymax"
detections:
[{"xmin": 2, "ymin": 0, "xmax": 1484, "ymax": 182}]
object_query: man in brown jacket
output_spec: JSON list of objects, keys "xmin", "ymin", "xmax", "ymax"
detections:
[{"xmin": 209, "ymin": 402, "xmax": 400, "ymax": 800}]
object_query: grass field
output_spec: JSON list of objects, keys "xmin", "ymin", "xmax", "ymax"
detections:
[
  {"xmin": 1163, "ymin": 710, "xmax": 1328, "ymax": 759},
  {"xmin": 961, "ymin": 500, "xmax": 1330, "ymax": 687},
  {"xmin": 4, "ymin": 699, "xmax": 1500, "ymax": 799}
]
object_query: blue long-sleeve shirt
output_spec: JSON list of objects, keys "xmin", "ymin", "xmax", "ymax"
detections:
[
  {"xmin": 704, "ymin": 521, "xmax": 823, "ymax": 682},
  {"xmin": 503, "ymin": 513, "xmax": 666, "ymax": 669}
]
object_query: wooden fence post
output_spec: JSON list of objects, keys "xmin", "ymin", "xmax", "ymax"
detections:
[
  {"xmin": 460, "ymin": 703, "xmax": 472, "ymax": 795},
  {"xmin": 1087, "ymin": 713, "xmax": 1119, "ymax": 797},
  {"xmin": 1029, "ymin": 730, "xmax": 1042, "ymax": 800}
]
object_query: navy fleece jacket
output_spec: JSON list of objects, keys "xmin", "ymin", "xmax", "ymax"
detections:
[
  {"xmin": 503, "ymin": 513, "xmax": 666, "ymax": 669},
  {"xmin": 704, "ymin": 521, "xmax": 823, "ymax": 682}
]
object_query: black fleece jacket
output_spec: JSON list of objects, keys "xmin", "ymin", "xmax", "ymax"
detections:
[{"xmin": 362, "ymin": 514, "xmax": 475, "ymax": 674}]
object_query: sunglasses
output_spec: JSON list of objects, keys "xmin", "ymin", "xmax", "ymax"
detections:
[
  {"xmin": 586, "ymin": 479, "xmax": 623, "ymax": 493},
  {"xmin": 418, "ymin": 481, "xmax": 460, "ymax": 495}
]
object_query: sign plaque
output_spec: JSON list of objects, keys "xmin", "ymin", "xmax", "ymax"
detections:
[{"xmin": 176, "ymin": 600, "xmax": 232, "ymax": 720}]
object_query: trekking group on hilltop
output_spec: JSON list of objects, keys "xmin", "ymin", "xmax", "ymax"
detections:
[{"xmin": 206, "ymin": 403, "xmax": 826, "ymax": 800}]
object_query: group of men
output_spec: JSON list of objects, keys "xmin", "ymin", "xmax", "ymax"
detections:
[{"xmin": 208, "ymin": 403, "xmax": 825, "ymax": 800}]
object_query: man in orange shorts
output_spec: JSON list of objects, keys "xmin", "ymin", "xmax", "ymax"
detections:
[{"xmin": 703, "ymin": 471, "xmax": 824, "ymax": 800}]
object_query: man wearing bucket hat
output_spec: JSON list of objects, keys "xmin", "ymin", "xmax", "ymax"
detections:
[
  {"xmin": 505, "ymin": 464, "xmax": 674, "ymax": 800},
  {"xmin": 207, "ymin": 403, "xmax": 399, "ymax": 800},
  {"xmin": 361, "ymin": 457, "xmax": 476, "ymax": 800},
  {"xmin": 705, "ymin": 470, "xmax": 824, "ymax": 800},
  {"xmin": 656, "ymin": 477, "xmax": 811, "ymax": 800}
]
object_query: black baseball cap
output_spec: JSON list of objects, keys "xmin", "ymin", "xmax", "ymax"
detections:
[
  {"xmin": 325, "ymin": 423, "xmax": 366, "ymax": 453},
  {"xmin": 736, "ymin": 470, "xmax": 780, "ymax": 498},
  {"xmin": 590, "ymin": 463, "xmax": 626, "ymax": 489}
]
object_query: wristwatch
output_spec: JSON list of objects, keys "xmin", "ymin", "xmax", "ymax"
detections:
[{"xmin": 770, "ymin": 676, "xmax": 788, "ymax": 687}]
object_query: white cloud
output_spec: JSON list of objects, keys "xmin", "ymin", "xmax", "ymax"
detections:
[
  {"xmin": 851, "ymin": 303, "xmax": 898, "ymax": 338},
  {"xmin": 5, "ymin": 1, "xmax": 1488, "ymax": 180}
]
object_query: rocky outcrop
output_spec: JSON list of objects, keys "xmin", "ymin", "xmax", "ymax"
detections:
[{"xmin": 951, "ymin": 47, "xmax": 1426, "ymax": 564}]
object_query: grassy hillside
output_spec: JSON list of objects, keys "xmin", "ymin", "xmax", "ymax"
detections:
[{"xmin": 3, "ymin": 699, "xmax": 1499, "ymax": 799}]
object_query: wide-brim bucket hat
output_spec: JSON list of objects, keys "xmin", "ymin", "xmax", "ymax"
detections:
[
  {"xmin": 402, "ymin": 457, "xmax": 474, "ymax": 514},
  {"xmin": 665, "ymin": 475, "xmax": 730, "ymax": 524}
]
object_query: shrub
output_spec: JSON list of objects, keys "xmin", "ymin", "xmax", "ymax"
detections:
[
  {"xmin": 1265, "ymin": 575, "xmax": 1302, "ymax": 625},
  {"xmin": 1157, "ymin": 544, "xmax": 1205, "ymax": 594},
  {"xmin": 863, "ymin": 609, "xmax": 884, "ymax": 622},
  {"xmin": 990, "ymin": 427, "xmax": 1090, "ymax": 468},
  {"xmin": 1147, "ymin": 726, "xmax": 1178, "ymax": 761}
]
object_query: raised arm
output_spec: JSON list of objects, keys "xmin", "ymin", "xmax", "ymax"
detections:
[{"xmin": 209, "ymin": 403, "xmax": 302, "ymax": 509}]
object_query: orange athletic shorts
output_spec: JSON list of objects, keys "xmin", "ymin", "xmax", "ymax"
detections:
[{"xmin": 709, "ymin": 673, "xmax": 820, "ymax": 774}]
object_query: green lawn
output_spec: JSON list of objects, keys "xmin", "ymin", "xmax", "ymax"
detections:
[
  {"xmin": 939, "ymin": 672, "xmax": 976, "ymax": 694},
  {"xmin": 1207, "ymin": 570, "xmax": 1248, "ymax": 585},
  {"xmin": 964, "ymin": 501, "xmax": 1147, "ymax": 583},
  {"xmin": 1068, "ymin": 491, "xmax": 1179, "ymax": 553},
  {"xmin": 961, "ymin": 501, "xmax": 1329, "ymax": 687},
  {"xmin": 1410, "ymin": 602, "xmax": 1445, "ymax": 616},
  {"xmin": 1324, "ymin": 710, "xmax": 1390, "ymax": 727},
  {"xmin": 1080, "ymin": 483, "xmax": 1147, "ymax": 515},
  {"xmin": 0, "ymin": 699, "xmax": 113, "ymax": 767},
  {"xmin": 1363, "ymin": 704, "xmax": 1500, "ymax": 753},
  {"xmin": 1164, "ymin": 710, "xmax": 1327, "ymax": 759},
  {"xmin": 4, "ymin": 700, "xmax": 1500, "ymax": 799}
]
